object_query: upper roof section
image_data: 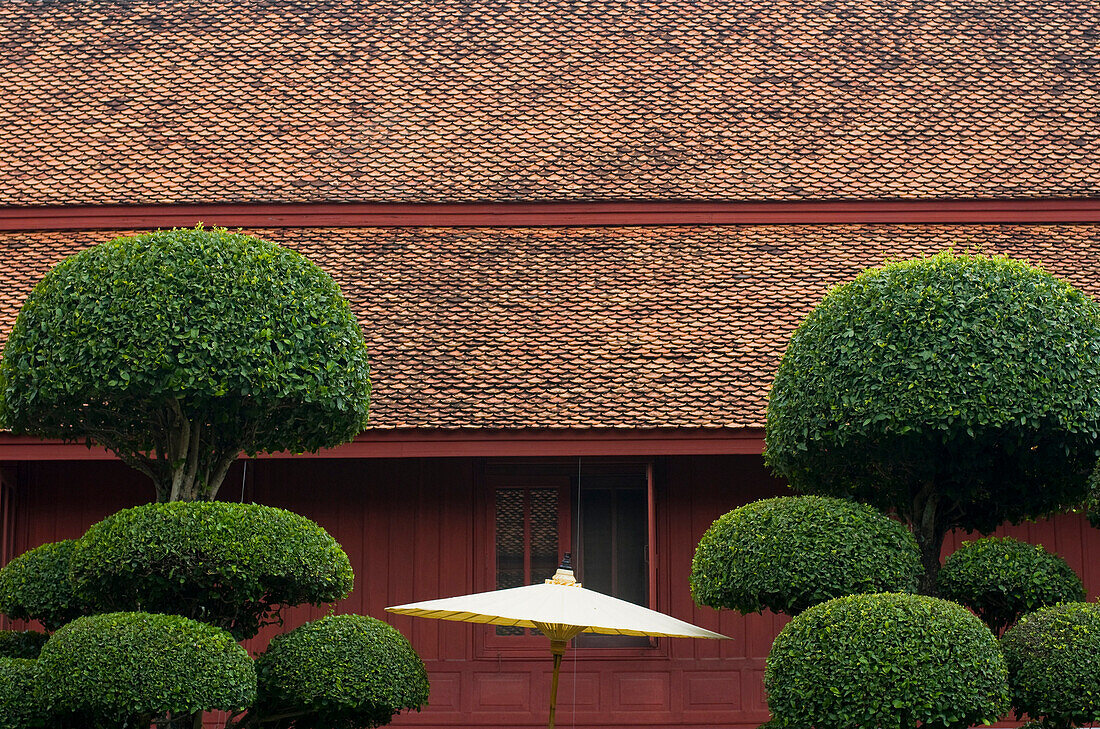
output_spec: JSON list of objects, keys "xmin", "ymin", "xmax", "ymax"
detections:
[{"xmin": 2, "ymin": 0, "xmax": 1098, "ymax": 205}]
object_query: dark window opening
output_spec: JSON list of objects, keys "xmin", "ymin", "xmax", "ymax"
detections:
[{"xmin": 487, "ymin": 462, "xmax": 652, "ymax": 647}]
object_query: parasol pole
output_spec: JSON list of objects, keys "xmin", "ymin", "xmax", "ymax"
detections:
[{"xmin": 548, "ymin": 639, "xmax": 567, "ymax": 729}]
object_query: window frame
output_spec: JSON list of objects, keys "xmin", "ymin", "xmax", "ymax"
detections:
[{"xmin": 474, "ymin": 458, "xmax": 664, "ymax": 660}]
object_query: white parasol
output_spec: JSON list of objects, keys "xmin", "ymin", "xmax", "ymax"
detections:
[{"xmin": 387, "ymin": 554, "xmax": 727, "ymax": 729}]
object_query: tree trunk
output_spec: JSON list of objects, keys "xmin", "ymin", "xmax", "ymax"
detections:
[{"xmin": 910, "ymin": 482, "xmax": 946, "ymax": 597}]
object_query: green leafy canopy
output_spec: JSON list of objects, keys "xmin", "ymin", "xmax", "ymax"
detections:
[
  {"xmin": 254, "ymin": 614, "xmax": 430, "ymax": 729},
  {"xmin": 765, "ymin": 252, "xmax": 1100, "ymax": 591},
  {"xmin": 691, "ymin": 496, "xmax": 921, "ymax": 615},
  {"xmin": 36, "ymin": 612, "xmax": 255, "ymax": 726},
  {"xmin": 0, "ymin": 539, "xmax": 85, "ymax": 631},
  {"xmin": 0, "ymin": 658, "xmax": 41, "ymax": 729},
  {"xmin": 938, "ymin": 537, "xmax": 1085, "ymax": 635},
  {"xmin": 1001, "ymin": 602, "xmax": 1100, "ymax": 728},
  {"xmin": 71, "ymin": 501, "xmax": 354, "ymax": 640},
  {"xmin": 0, "ymin": 227, "xmax": 371, "ymax": 500},
  {"xmin": 765, "ymin": 593, "xmax": 1009, "ymax": 729}
]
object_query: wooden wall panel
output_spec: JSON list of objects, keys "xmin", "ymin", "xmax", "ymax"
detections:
[{"xmin": 6, "ymin": 454, "xmax": 1100, "ymax": 729}]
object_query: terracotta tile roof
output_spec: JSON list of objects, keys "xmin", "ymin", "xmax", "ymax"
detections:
[
  {"xmin": 0, "ymin": 225, "xmax": 1098, "ymax": 429},
  {"xmin": 0, "ymin": 0, "xmax": 1097, "ymax": 205}
]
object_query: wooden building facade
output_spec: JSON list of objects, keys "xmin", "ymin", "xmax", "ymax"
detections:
[{"xmin": 2, "ymin": 0, "xmax": 1100, "ymax": 726}]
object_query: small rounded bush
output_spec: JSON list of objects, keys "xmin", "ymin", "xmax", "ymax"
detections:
[
  {"xmin": 0, "ymin": 539, "xmax": 84, "ymax": 630},
  {"xmin": 0, "ymin": 658, "xmax": 42, "ymax": 729},
  {"xmin": 71, "ymin": 502, "xmax": 354, "ymax": 640},
  {"xmin": 36, "ymin": 612, "xmax": 255, "ymax": 724},
  {"xmin": 1001, "ymin": 602, "xmax": 1100, "ymax": 727},
  {"xmin": 938, "ymin": 537, "xmax": 1085, "ymax": 634},
  {"xmin": 690, "ymin": 496, "xmax": 921, "ymax": 615},
  {"xmin": 765, "ymin": 593, "xmax": 1009, "ymax": 729},
  {"xmin": 255, "ymin": 614, "xmax": 429, "ymax": 729},
  {"xmin": 0, "ymin": 631, "xmax": 49, "ymax": 659}
]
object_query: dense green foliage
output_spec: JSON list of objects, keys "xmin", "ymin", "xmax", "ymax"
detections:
[
  {"xmin": 254, "ymin": 614, "xmax": 429, "ymax": 729},
  {"xmin": 938, "ymin": 537, "xmax": 1085, "ymax": 635},
  {"xmin": 765, "ymin": 592, "xmax": 1009, "ymax": 729},
  {"xmin": 1086, "ymin": 461, "xmax": 1100, "ymax": 528},
  {"xmin": 0, "ymin": 658, "xmax": 42, "ymax": 729},
  {"xmin": 70, "ymin": 501, "xmax": 354, "ymax": 640},
  {"xmin": 0, "ymin": 540, "xmax": 84, "ymax": 630},
  {"xmin": 1001, "ymin": 602, "xmax": 1100, "ymax": 728},
  {"xmin": 690, "ymin": 496, "xmax": 921, "ymax": 615},
  {"xmin": 765, "ymin": 253, "xmax": 1100, "ymax": 590},
  {"xmin": 0, "ymin": 227, "xmax": 371, "ymax": 501},
  {"xmin": 0, "ymin": 631, "xmax": 48, "ymax": 660},
  {"xmin": 36, "ymin": 612, "xmax": 255, "ymax": 726}
]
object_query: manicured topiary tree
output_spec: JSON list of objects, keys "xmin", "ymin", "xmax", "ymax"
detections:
[
  {"xmin": 0, "ymin": 539, "xmax": 84, "ymax": 630},
  {"xmin": 0, "ymin": 227, "xmax": 371, "ymax": 501},
  {"xmin": 765, "ymin": 592, "xmax": 1009, "ymax": 729},
  {"xmin": 69, "ymin": 501, "xmax": 354, "ymax": 640},
  {"xmin": 690, "ymin": 496, "xmax": 921, "ymax": 615},
  {"xmin": 0, "ymin": 502, "xmax": 425, "ymax": 729},
  {"xmin": 0, "ymin": 657, "xmax": 42, "ymax": 729},
  {"xmin": 766, "ymin": 252, "xmax": 1100, "ymax": 593},
  {"xmin": 37, "ymin": 612, "xmax": 255, "ymax": 729},
  {"xmin": 938, "ymin": 537, "xmax": 1085, "ymax": 635},
  {"xmin": 1001, "ymin": 602, "xmax": 1100, "ymax": 729},
  {"xmin": 251, "ymin": 614, "xmax": 430, "ymax": 729}
]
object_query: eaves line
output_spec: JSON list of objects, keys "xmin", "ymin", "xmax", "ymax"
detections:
[
  {"xmin": 0, "ymin": 427, "xmax": 766, "ymax": 460},
  {"xmin": 1, "ymin": 199, "xmax": 1099, "ymax": 231}
]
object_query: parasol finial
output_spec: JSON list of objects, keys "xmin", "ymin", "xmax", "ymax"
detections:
[{"xmin": 545, "ymin": 553, "xmax": 581, "ymax": 586}]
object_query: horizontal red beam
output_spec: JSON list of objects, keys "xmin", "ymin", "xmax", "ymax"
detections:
[
  {"xmin": 0, "ymin": 427, "xmax": 766, "ymax": 460},
  {"xmin": 1, "ymin": 199, "xmax": 1099, "ymax": 231}
]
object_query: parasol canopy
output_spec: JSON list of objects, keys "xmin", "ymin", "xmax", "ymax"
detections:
[{"xmin": 386, "ymin": 554, "xmax": 727, "ymax": 729}]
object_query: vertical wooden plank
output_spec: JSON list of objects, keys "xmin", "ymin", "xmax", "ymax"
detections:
[
  {"xmin": 0, "ymin": 466, "xmax": 12, "ymax": 631},
  {"xmin": 413, "ymin": 458, "xmax": 442, "ymax": 661},
  {"xmin": 0, "ymin": 466, "xmax": 11, "ymax": 568},
  {"xmin": 437, "ymin": 457, "xmax": 475, "ymax": 660}
]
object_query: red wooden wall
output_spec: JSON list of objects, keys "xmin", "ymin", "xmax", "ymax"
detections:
[{"xmin": 2, "ymin": 454, "xmax": 1098, "ymax": 729}]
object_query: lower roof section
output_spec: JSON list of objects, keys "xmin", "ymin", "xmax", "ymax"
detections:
[
  {"xmin": 0, "ymin": 427, "xmax": 766, "ymax": 461},
  {"xmin": 1, "ymin": 223, "xmax": 1099, "ymax": 429}
]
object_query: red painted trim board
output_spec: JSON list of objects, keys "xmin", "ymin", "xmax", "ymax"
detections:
[
  {"xmin": 0, "ymin": 428, "xmax": 766, "ymax": 461},
  {"xmin": 1, "ymin": 199, "xmax": 1098, "ymax": 231}
]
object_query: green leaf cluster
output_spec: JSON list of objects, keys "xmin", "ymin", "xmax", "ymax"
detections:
[
  {"xmin": 765, "ymin": 592, "xmax": 1009, "ymax": 729},
  {"xmin": 1001, "ymin": 602, "xmax": 1100, "ymax": 728},
  {"xmin": 690, "ymin": 496, "xmax": 921, "ymax": 615},
  {"xmin": 938, "ymin": 537, "xmax": 1085, "ymax": 635},
  {"xmin": 0, "ymin": 540, "xmax": 84, "ymax": 631},
  {"xmin": 36, "ymin": 612, "xmax": 255, "ymax": 725},
  {"xmin": 0, "ymin": 227, "xmax": 371, "ymax": 498},
  {"xmin": 70, "ymin": 502, "xmax": 354, "ymax": 639},
  {"xmin": 0, "ymin": 658, "xmax": 42, "ymax": 729},
  {"xmin": 0, "ymin": 631, "xmax": 48, "ymax": 660},
  {"xmin": 254, "ymin": 614, "xmax": 430, "ymax": 729},
  {"xmin": 766, "ymin": 252, "xmax": 1100, "ymax": 535}
]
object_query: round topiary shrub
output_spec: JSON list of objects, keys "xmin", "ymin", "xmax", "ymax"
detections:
[
  {"xmin": 0, "ymin": 539, "xmax": 84, "ymax": 630},
  {"xmin": 690, "ymin": 496, "xmax": 921, "ymax": 615},
  {"xmin": 254, "ymin": 614, "xmax": 429, "ymax": 729},
  {"xmin": 0, "ymin": 631, "xmax": 49, "ymax": 659},
  {"xmin": 765, "ymin": 252, "xmax": 1100, "ymax": 592},
  {"xmin": 765, "ymin": 592, "xmax": 1009, "ymax": 729},
  {"xmin": 0, "ymin": 658, "xmax": 42, "ymax": 729},
  {"xmin": 938, "ymin": 537, "xmax": 1085, "ymax": 635},
  {"xmin": 0, "ymin": 226, "xmax": 371, "ymax": 502},
  {"xmin": 70, "ymin": 501, "xmax": 354, "ymax": 640},
  {"xmin": 36, "ymin": 612, "xmax": 255, "ymax": 726},
  {"xmin": 1001, "ymin": 602, "xmax": 1100, "ymax": 728}
]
